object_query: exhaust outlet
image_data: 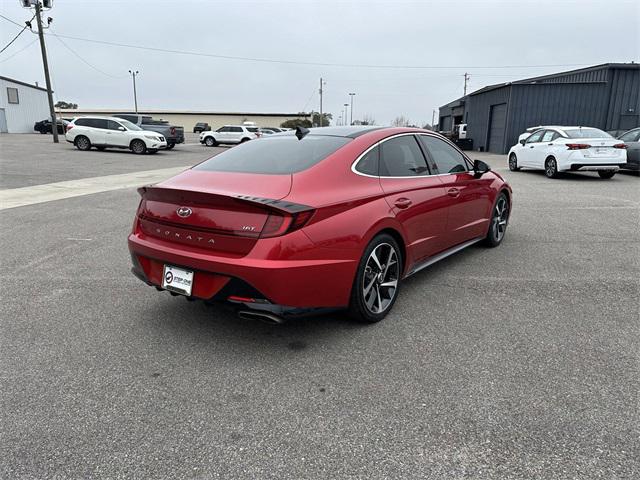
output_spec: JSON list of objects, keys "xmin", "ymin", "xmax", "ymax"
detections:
[{"xmin": 238, "ymin": 310, "xmax": 286, "ymax": 325}]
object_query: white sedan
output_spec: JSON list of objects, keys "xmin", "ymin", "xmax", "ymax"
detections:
[{"xmin": 508, "ymin": 126, "xmax": 628, "ymax": 179}]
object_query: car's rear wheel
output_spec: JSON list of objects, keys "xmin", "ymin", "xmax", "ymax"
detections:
[
  {"xmin": 204, "ymin": 137, "xmax": 217, "ymax": 147},
  {"xmin": 166, "ymin": 143, "xmax": 175, "ymax": 150},
  {"xmin": 241, "ymin": 137, "xmax": 250, "ymax": 143},
  {"xmin": 349, "ymin": 234, "xmax": 402, "ymax": 323},
  {"xmin": 508, "ymin": 153, "xmax": 520, "ymax": 171},
  {"xmin": 74, "ymin": 135, "xmax": 91, "ymax": 151},
  {"xmin": 484, "ymin": 192, "xmax": 510, "ymax": 247},
  {"xmin": 131, "ymin": 139, "xmax": 147, "ymax": 154},
  {"xmin": 598, "ymin": 170, "xmax": 616, "ymax": 179},
  {"xmin": 545, "ymin": 157, "xmax": 559, "ymax": 178}
]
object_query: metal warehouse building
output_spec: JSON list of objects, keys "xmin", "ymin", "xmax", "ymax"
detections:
[
  {"xmin": 439, "ymin": 63, "xmax": 640, "ymax": 154},
  {"xmin": 0, "ymin": 76, "xmax": 50, "ymax": 133}
]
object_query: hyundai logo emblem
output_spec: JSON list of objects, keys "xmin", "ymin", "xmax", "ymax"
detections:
[{"xmin": 176, "ymin": 207, "xmax": 192, "ymax": 218}]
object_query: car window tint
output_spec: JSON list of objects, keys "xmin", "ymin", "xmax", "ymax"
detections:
[
  {"xmin": 246, "ymin": 127, "xmax": 259, "ymax": 132},
  {"xmin": 620, "ymin": 130, "xmax": 640, "ymax": 142},
  {"xmin": 418, "ymin": 135, "xmax": 468, "ymax": 174},
  {"xmin": 230, "ymin": 127, "xmax": 243, "ymax": 132},
  {"xmin": 541, "ymin": 131, "xmax": 555, "ymax": 142},
  {"xmin": 75, "ymin": 118, "xmax": 89, "ymax": 127},
  {"xmin": 526, "ymin": 131, "xmax": 544, "ymax": 143},
  {"xmin": 195, "ymin": 135, "xmax": 350, "ymax": 174},
  {"xmin": 107, "ymin": 120, "xmax": 123, "ymax": 130},
  {"xmin": 563, "ymin": 128, "xmax": 611, "ymax": 139},
  {"xmin": 379, "ymin": 136, "xmax": 429, "ymax": 177},
  {"xmin": 355, "ymin": 146, "xmax": 379, "ymax": 176}
]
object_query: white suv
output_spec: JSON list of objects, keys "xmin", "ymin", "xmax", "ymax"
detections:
[
  {"xmin": 200, "ymin": 125, "xmax": 261, "ymax": 147},
  {"xmin": 66, "ymin": 116, "xmax": 167, "ymax": 154}
]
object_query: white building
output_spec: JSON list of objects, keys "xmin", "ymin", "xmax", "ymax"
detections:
[{"xmin": 0, "ymin": 76, "xmax": 50, "ymax": 133}]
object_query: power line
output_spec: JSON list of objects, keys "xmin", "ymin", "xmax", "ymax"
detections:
[
  {"xmin": 49, "ymin": 30, "xmax": 127, "ymax": 78},
  {"xmin": 0, "ymin": 14, "xmax": 24, "ymax": 28},
  {"xmin": 0, "ymin": 37, "xmax": 38, "ymax": 63},
  {"xmin": 0, "ymin": 14, "xmax": 34, "ymax": 55}
]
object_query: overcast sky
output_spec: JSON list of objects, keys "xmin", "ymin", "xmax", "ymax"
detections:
[{"xmin": 1, "ymin": 0, "xmax": 638, "ymax": 125}]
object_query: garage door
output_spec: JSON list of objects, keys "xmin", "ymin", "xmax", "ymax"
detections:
[{"xmin": 487, "ymin": 103, "xmax": 507, "ymax": 153}]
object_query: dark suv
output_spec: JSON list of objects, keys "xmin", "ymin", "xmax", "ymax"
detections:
[{"xmin": 193, "ymin": 122, "xmax": 211, "ymax": 133}]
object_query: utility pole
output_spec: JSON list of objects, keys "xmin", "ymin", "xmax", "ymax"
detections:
[
  {"xmin": 31, "ymin": 1, "xmax": 58, "ymax": 143},
  {"xmin": 431, "ymin": 109, "xmax": 436, "ymax": 130},
  {"xmin": 343, "ymin": 103, "xmax": 348, "ymax": 126},
  {"xmin": 129, "ymin": 70, "xmax": 139, "ymax": 113},
  {"xmin": 318, "ymin": 77, "xmax": 324, "ymax": 127},
  {"xmin": 463, "ymin": 72, "xmax": 470, "ymax": 96},
  {"xmin": 348, "ymin": 93, "xmax": 355, "ymax": 125}
]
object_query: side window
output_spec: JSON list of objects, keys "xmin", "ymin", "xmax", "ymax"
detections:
[
  {"xmin": 525, "ymin": 130, "xmax": 544, "ymax": 143},
  {"xmin": 379, "ymin": 136, "xmax": 429, "ymax": 177},
  {"xmin": 620, "ymin": 130, "xmax": 640, "ymax": 142},
  {"xmin": 418, "ymin": 135, "xmax": 468, "ymax": 174},
  {"xmin": 92, "ymin": 119, "xmax": 109, "ymax": 129},
  {"xmin": 216, "ymin": 126, "xmax": 228, "ymax": 132},
  {"xmin": 230, "ymin": 127, "xmax": 243, "ymax": 133},
  {"xmin": 541, "ymin": 130, "xmax": 555, "ymax": 142},
  {"xmin": 7, "ymin": 87, "xmax": 19, "ymax": 104},
  {"xmin": 355, "ymin": 146, "xmax": 379, "ymax": 176},
  {"xmin": 75, "ymin": 118, "xmax": 89, "ymax": 127},
  {"xmin": 116, "ymin": 115, "xmax": 136, "ymax": 123},
  {"xmin": 107, "ymin": 120, "xmax": 123, "ymax": 130}
]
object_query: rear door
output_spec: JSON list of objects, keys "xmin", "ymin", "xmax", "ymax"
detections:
[
  {"xmin": 228, "ymin": 126, "xmax": 243, "ymax": 143},
  {"xmin": 418, "ymin": 135, "xmax": 493, "ymax": 245},
  {"xmin": 80, "ymin": 118, "xmax": 106, "ymax": 145},
  {"xmin": 377, "ymin": 134, "xmax": 449, "ymax": 261}
]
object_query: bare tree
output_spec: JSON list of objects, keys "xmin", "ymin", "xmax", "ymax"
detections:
[{"xmin": 392, "ymin": 115, "xmax": 410, "ymax": 127}]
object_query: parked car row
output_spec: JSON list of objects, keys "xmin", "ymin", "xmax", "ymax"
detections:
[
  {"xmin": 509, "ymin": 126, "xmax": 638, "ymax": 179},
  {"xmin": 33, "ymin": 118, "xmax": 71, "ymax": 134}
]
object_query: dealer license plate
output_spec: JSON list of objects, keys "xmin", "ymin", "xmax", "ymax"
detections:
[{"xmin": 162, "ymin": 264, "xmax": 193, "ymax": 296}]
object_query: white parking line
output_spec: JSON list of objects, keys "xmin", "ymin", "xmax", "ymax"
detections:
[{"xmin": 0, "ymin": 166, "xmax": 188, "ymax": 211}]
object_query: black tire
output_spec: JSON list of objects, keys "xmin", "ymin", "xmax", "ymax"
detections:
[
  {"xmin": 166, "ymin": 143, "xmax": 175, "ymax": 150},
  {"xmin": 240, "ymin": 137, "xmax": 250, "ymax": 143},
  {"xmin": 96, "ymin": 146, "xmax": 106, "ymax": 151},
  {"xmin": 598, "ymin": 170, "xmax": 616, "ymax": 179},
  {"xmin": 131, "ymin": 139, "xmax": 147, "ymax": 155},
  {"xmin": 508, "ymin": 153, "xmax": 520, "ymax": 171},
  {"xmin": 484, "ymin": 192, "xmax": 510, "ymax": 248},
  {"xmin": 544, "ymin": 157, "xmax": 559, "ymax": 179},
  {"xmin": 39, "ymin": 130, "xmax": 47, "ymax": 134},
  {"xmin": 74, "ymin": 135, "xmax": 91, "ymax": 151},
  {"xmin": 204, "ymin": 136, "xmax": 217, "ymax": 147},
  {"xmin": 349, "ymin": 233, "xmax": 402, "ymax": 323},
  {"xmin": 148, "ymin": 149, "xmax": 158, "ymax": 154}
]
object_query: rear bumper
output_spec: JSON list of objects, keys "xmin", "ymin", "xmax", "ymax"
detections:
[
  {"xmin": 568, "ymin": 163, "xmax": 625, "ymax": 171},
  {"xmin": 127, "ymin": 231, "xmax": 358, "ymax": 309}
]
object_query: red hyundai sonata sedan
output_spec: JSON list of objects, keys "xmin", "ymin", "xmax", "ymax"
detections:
[{"xmin": 128, "ymin": 126, "xmax": 512, "ymax": 323}]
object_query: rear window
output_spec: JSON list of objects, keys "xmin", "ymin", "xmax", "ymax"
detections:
[
  {"xmin": 195, "ymin": 135, "xmax": 351, "ymax": 174},
  {"xmin": 246, "ymin": 127, "xmax": 259, "ymax": 132},
  {"xmin": 563, "ymin": 128, "xmax": 612, "ymax": 139}
]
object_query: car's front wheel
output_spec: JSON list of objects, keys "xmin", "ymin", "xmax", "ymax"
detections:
[
  {"xmin": 349, "ymin": 234, "xmax": 402, "ymax": 323},
  {"xmin": 74, "ymin": 135, "xmax": 91, "ymax": 151},
  {"xmin": 484, "ymin": 192, "xmax": 510, "ymax": 247},
  {"xmin": 166, "ymin": 143, "xmax": 175, "ymax": 150},
  {"xmin": 598, "ymin": 170, "xmax": 616, "ymax": 179},
  {"xmin": 545, "ymin": 157, "xmax": 559, "ymax": 178},
  {"xmin": 131, "ymin": 139, "xmax": 147, "ymax": 154},
  {"xmin": 204, "ymin": 137, "xmax": 217, "ymax": 147},
  {"xmin": 509, "ymin": 153, "xmax": 520, "ymax": 171}
]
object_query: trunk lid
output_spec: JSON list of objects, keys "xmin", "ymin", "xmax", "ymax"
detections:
[{"xmin": 136, "ymin": 170, "xmax": 293, "ymax": 256}]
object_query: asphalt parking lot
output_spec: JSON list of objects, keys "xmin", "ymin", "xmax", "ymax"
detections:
[{"xmin": 1, "ymin": 133, "xmax": 639, "ymax": 479}]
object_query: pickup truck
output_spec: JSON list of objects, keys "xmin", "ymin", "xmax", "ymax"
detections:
[{"xmin": 115, "ymin": 114, "xmax": 185, "ymax": 149}]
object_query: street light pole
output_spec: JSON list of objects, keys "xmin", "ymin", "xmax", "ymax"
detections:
[
  {"xmin": 343, "ymin": 103, "xmax": 348, "ymax": 126},
  {"xmin": 348, "ymin": 93, "xmax": 355, "ymax": 125},
  {"xmin": 33, "ymin": 1, "xmax": 58, "ymax": 143},
  {"xmin": 128, "ymin": 70, "xmax": 139, "ymax": 113}
]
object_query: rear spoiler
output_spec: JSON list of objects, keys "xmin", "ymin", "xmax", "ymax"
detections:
[{"xmin": 137, "ymin": 186, "xmax": 313, "ymax": 215}]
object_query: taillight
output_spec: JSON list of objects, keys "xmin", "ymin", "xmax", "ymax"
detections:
[
  {"xmin": 170, "ymin": 127, "xmax": 176, "ymax": 135},
  {"xmin": 259, "ymin": 210, "xmax": 315, "ymax": 238},
  {"xmin": 613, "ymin": 143, "xmax": 628, "ymax": 149},
  {"xmin": 66, "ymin": 124, "xmax": 74, "ymax": 131},
  {"xmin": 566, "ymin": 144, "xmax": 590, "ymax": 150}
]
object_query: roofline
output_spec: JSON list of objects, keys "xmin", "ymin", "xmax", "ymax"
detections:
[
  {"xmin": 0, "ymin": 75, "xmax": 50, "ymax": 93},
  {"xmin": 59, "ymin": 109, "xmax": 311, "ymax": 117}
]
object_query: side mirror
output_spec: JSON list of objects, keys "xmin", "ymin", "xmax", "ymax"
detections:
[
  {"xmin": 519, "ymin": 139, "xmax": 526, "ymax": 145},
  {"xmin": 473, "ymin": 159, "xmax": 491, "ymax": 178},
  {"xmin": 118, "ymin": 126, "xmax": 126, "ymax": 131}
]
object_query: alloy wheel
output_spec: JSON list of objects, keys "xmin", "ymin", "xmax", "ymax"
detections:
[
  {"xmin": 509, "ymin": 154, "xmax": 518, "ymax": 171},
  {"xmin": 492, "ymin": 196, "xmax": 509, "ymax": 243},
  {"xmin": 76, "ymin": 137, "xmax": 90, "ymax": 150},
  {"xmin": 362, "ymin": 243, "xmax": 399, "ymax": 314},
  {"xmin": 545, "ymin": 158, "xmax": 557, "ymax": 178}
]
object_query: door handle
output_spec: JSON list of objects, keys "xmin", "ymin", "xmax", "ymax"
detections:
[
  {"xmin": 447, "ymin": 188, "xmax": 460, "ymax": 198},
  {"xmin": 529, "ymin": 145, "xmax": 534, "ymax": 148},
  {"xmin": 394, "ymin": 198, "xmax": 412, "ymax": 209},
  {"xmin": 548, "ymin": 143, "xmax": 554, "ymax": 146}
]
